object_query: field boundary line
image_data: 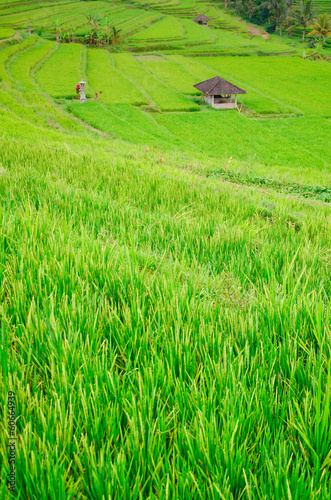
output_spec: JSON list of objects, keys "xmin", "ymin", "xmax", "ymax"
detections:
[
  {"xmin": 109, "ymin": 52, "xmax": 156, "ymax": 109},
  {"xmin": 29, "ymin": 41, "xmax": 86, "ymax": 128},
  {"xmin": 173, "ymin": 163, "xmax": 331, "ymax": 207},
  {"xmin": 4, "ymin": 36, "xmax": 38, "ymax": 81},
  {"xmin": 5, "ymin": 37, "xmax": 49, "ymax": 88},
  {"xmin": 133, "ymin": 52, "xmax": 198, "ymax": 110},
  {"xmin": 125, "ymin": 13, "xmax": 163, "ymax": 40},
  {"xmin": 30, "ymin": 39, "xmax": 59, "ymax": 82}
]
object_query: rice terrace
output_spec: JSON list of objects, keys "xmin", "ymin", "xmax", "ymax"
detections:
[{"xmin": 0, "ymin": 0, "xmax": 331, "ymax": 497}]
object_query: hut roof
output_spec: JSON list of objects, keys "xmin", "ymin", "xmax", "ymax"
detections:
[
  {"xmin": 193, "ymin": 76, "xmax": 246, "ymax": 95},
  {"xmin": 194, "ymin": 14, "xmax": 211, "ymax": 22}
]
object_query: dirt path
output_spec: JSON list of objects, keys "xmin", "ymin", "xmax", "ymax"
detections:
[{"xmin": 238, "ymin": 19, "xmax": 269, "ymax": 39}]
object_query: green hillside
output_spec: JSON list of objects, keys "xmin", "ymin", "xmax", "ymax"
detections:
[
  {"xmin": 0, "ymin": 0, "xmax": 297, "ymax": 53},
  {"xmin": 1, "ymin": 0, "xmax": 331, "ymax": 499}
]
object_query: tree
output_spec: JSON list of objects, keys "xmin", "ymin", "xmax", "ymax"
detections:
[
  {"xmin": 101, "ymin": 17, "xmax": 113, "ymax": 45},
  {"xmin": 111, "ymin": 26, "xmax": 122, "ymax": 46},
  {"xmin": 264, "ymin": 0, "xmax": 292, "ymax": 35},
  {"xmin": 308, "ymin": 13, "xmax": 331, "ymax": 42},
  {"xmin": 84, "ymin": 11, "xmax": 122, "ymax": 47},
  {"xmin": 70, "ymin": 26, "xmax": 76, "ymax": 43},
  {"xmin": 247, "ymin": 0, "xmax": 256, "ymax": 19},
  {"xmin": 85, "ymin": 11, "xmax": 102, "ymax": 45},
  {"xmin": 97, "ymin": 30, "xmax": 105, "ymax": 48},
  {"xmin": 235, "ymin": 0, "xmax": 243, "ymax": 14},
  {"xmin": 285, "ymin": 3, "xmax": 301, "ymax": 38},
  {"xmin": 292, "ymin": 0, "xmax": 318, "ymax": 41},
  {"xmin": 52, "ymin": 19, "xmax": 63, "ymax": 43}
]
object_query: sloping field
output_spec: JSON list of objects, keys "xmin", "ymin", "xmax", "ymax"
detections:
[
  {"xmin": 66, "ymin": 101, "xmax": 181, "ymax": 147},
  {"xmin": 180, "ymin": 17, "xmax": 215, "ymax": 44},
  {"xmin": 113, "ymin": 52, "xmax": 200, "ymax": 111},
  {"xmin": 10, "ymin": 38, "xmax": 54, "ymax": 91},
  {"xmin": 1, "ymin": 65, "xmax": 331, "ymax": 498},
  {"xmin": 86, "ymin": 49, "xmax": 149, "ymax": 105},
  {"xmin": 0, "ymin": 35, "xmax": 36, "ymax": 81},
  {"xmin": 0, "ymin": 27, "xmax": 15, "ymax": 39},
  {"xmin": 35, "ymin": 43, "xmax": 89, "ymax": 99},
  {"xmin": 195, "ymin": 55, "xmax": 331, "ymax": 117},
  {"xmin": 67, "ymin": 48, "xmax": 330, "ymax": 178},
  {"xmin": 129, "ymin": 15, "xmax": 183, "ymax": 42},
  {"xmin": 155, "ymin": 111, "xmax": 330, "ymax": 171},
  {"xmin": 316, "ymin": 0, "xmax": 331, "ymax": 12},
  {"xmin": 0, "ymin": 1, "xmax": 100, "ymax": 28},
  {"xmin": 0, "ymin": 37, "xmax": 81, "ymax": 129},
  {"xmin": 135, "ymin": 54, "xmax": 202, "ymax": 95},
  {"xmin": 0, "ymin": 0, "xmax": 297, "ymax": 54}
]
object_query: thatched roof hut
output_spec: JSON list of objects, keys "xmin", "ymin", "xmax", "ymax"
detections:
[
  {"xmin": 193, "ymin": 76, "xmax": 246, "ymax": 109},
  {"xmin": 194, "ymin": 14, "xmax": 211, "ymax": 26}
]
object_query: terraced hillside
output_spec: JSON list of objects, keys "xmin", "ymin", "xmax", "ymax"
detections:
[
  {"xmin": 0, "ymin": 0, "xmax": 296, "ymax": 53},
  {"xmin": 1, "ymin": 1, "xmax": 331, "ymax": 500},
  {"xmin": 309, "ymin": 0, "xmax": 331, "ymax": 13},
  {"xmin": 20, "ymin": 38, "xmax": 329, "ymax": 184}
]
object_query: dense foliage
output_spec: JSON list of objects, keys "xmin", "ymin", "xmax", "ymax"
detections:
[{"xmin": 220, "ymin": 0, "xmax": 331, "ymax": 41}]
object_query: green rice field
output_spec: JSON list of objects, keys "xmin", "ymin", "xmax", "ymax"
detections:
[
  {"xmin": 86, "ymin": 49, "xmax": 149, "ymax": 106},
  {"xmin": 0, "ymin": 0, "xmax": 297, "ymax": 53},
  {"xmin": 0, "ymin": 27, "xmax": 15, "ymax": 40},
  {"xmin": 1, "ymin": 0, "xmax": 331, "ymax": 499}
]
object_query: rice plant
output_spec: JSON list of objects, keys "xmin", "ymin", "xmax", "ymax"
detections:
[
  {"xmin": 0, "ymin": 6, "xmax": 331, "ymax": 498},
  {"xmin": 35, "ymin": 43, "xmax": 89, "ymax": 99},
  {"xmin": 86, "ymin": 48, "xmax": 149, "ymax": 105}
]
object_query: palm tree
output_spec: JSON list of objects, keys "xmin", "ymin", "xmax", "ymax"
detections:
[
  {"xmin": 235, "ymin": 0, "xmax": 242, "ymax": 14},
  {"xmin": 285, "ymin": 5, "xmax": 297, "ymax": 38},
  {"xmin": 70, "ymin": 26, "xmax": 76, "ymax": 43},
  {"xmin": 264, "ymin": 0, "xmax": 292, "ymax": 35},
  {"xmin": 247, "ymin": 0, "xmax": 256, "ymax": 19},
  {"xmin": 111, "ymin": 26, "xmax": 122, "ymax": 46},
  {"xmin": 92, "ymin": 12, "xmax": 102, "ymax": 35},
  {"xmin": 85, "ymin": 12, "xmax": 102, "ymax": 45},
  {"xmin": 52, "ymin": 19, "xmax": 63, "ymax": 43},
  {"xmin": 293, "ymin": 0, "xmax": 318, "ymax": 41},
  {"xmin": 101, "ymin": 17, "xmax": 113, "ymax": 45},
  {"xmin": 97, "ymin": 30, "xmax": 104, "ymax": 48},
  {"xmin": 308, "ymin": 13, "xmax": 331, "ymax": 42}
]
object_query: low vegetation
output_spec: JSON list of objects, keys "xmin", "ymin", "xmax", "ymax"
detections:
[
  {"xmin": 35, "ymin": 43, "xmax": 89, "ymax": 99},
  {"xmin": 0, "ymin": 0, "xmax": 331, "ymax": 499},
  {"xmin": 86, "ymin": 49, "xmax": 149, "ymax": 105}
]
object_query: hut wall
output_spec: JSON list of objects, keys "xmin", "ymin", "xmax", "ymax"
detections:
[
  {"xmin": 213, "ymin": 102, "xmax": 237, "ymax": 109},
  {"xmin": 205, "ymin": 95, "xmax": 213, "ymax": 106}
]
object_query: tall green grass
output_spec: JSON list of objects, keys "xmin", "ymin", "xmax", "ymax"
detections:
[
  {"xmin": 86, "ymin": 49, "xmax": 149, "ymax": 106},
  {"xmin": 35, "ymin": 43, "xmax": 88, "ymax": 99},
  {"xmin": 155, "ymin": 110, "xmax": 330, "ymax": 170},
  {"xmin": 0, "ymin": 27, "xmax": 15, "ymax": 39},
  {"xmin": 129, "ymin": 15, "xmax": 183, "ymax": 41},
  {"xmin": 113, "ymin": 53, "xmax": 200, "ymax": 111},
  {"xmin": 196, "ymin": 55, "xmax": 331, "ymax": 117},
  {"xmin": 1, "ymin": 105, "xmax": 331, "ymax": 499},
  {"xmin": 137, "ymin": 54, "xmax": 202, "ymax": 95}
]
